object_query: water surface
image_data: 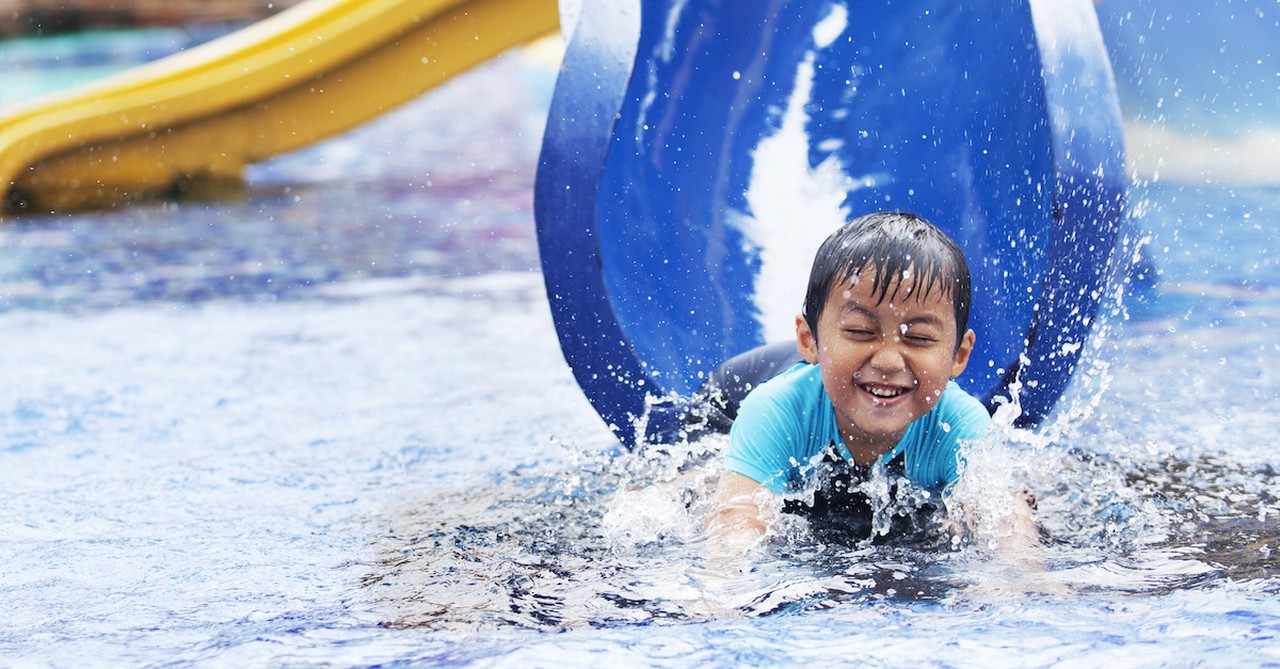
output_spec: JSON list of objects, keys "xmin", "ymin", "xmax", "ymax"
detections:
[{"xmin": 1, "ymin": 29, "xmax": 1279, "ymax": 668}]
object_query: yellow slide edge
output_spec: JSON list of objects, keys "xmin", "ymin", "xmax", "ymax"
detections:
[{"xmin": 0, "ymin": 0, "xmax": 559, "ymax": 214}]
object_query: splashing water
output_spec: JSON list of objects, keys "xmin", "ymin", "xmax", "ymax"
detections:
[
  {"xmin": 362, "ymin": 438, "xmax": 957, "ymax": 630},
  {"xmin": 359, "ymin": 356, "xmax": 1280, "ymax": 634},
  {"xmin": 3, "ymin": 28, "xmax": 1280, "ymax": 668},
  {"xmin": 358, "ymin": 179, "xmax": 1280, "ymax": 633}
]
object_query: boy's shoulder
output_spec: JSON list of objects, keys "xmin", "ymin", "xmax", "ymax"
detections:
[
  {"xmin": 738, "ymin": 361, "xmax": 825, "ymax": 410},
  {"xmin": 725, "ymin": 362, "xmax": 836, "ymax": 492},
  {"xmin": 909, "ymin": 381, "xmax": 992, "ymax": 443},
  {"xmin": 731, "ymin": 362, "xmax": 836, "ymax": 444},
  {"xmin": 936, "ymin": 380, "xmax": 988, "ymax": 411}
]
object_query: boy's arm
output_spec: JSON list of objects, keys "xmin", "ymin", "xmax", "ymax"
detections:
[
  {"xmin": 688, "ymin": 471, "xmax": 771, "ymax": 600},
  {"xmin": 706, "ymin": 366, "xmax": 812, "ymax": 545},
  {"xmin": 706, "ymin": 471, "xmax": 769, "ymax": 539},
  {"xmin": 946, "ymin": 471, "xmax": 1043, "ymax": 558},
  {"xmin": 950, "ymin": 486, "xmax": 1064, "ymax": 595},
  {"xmin": 1001, "ymin": 488, "xmax": 1042, "ymax": 554}
]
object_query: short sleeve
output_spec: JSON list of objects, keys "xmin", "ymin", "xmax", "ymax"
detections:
[
  {"xmin": 723, "ymin": 395, "xmax": 799, "ymax": 493},
  {"xmin": 721, "ymin": 365, "xmax": 825, "ymax": 493},
  {"xmin": 895, "ymin": 381, "xmax": 992, "ymax": 492}
]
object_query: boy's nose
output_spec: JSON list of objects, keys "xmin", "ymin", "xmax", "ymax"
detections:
[{"xmin": 868, "ymin": 339, "xmax": 906, "ymax": 373}]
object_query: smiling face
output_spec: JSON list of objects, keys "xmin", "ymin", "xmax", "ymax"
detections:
[{"xmin": 796, "ymin": 267, "xmax": 975, "ymax": 466}]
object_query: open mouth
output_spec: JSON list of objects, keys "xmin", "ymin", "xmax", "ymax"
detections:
[{"xmin": 859, "ymin": 383, "xmax": 909, "ymax": 401}]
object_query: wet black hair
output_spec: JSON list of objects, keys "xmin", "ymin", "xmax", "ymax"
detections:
[{"xmin": 801, "ymin": 211, "xmax": 972, "ymax": 349}]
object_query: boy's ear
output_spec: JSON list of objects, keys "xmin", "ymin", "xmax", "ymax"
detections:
[
  {"xmin": 950, "ymin": 329, "xmax": 976, "ymax": 379},
  {"xmin": 796, "ymin": 314, "xmax": 819, "ymax": 364}
]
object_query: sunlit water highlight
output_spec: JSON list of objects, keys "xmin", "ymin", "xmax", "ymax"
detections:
[{"xmin": 2, "ymin": 30, "xmax": 1279, "ymax": 667}]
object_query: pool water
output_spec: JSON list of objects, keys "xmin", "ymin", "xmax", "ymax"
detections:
[
  {"xmin": 0, "ymin": 27, "xmax": 231, "ymax": 108},
  {"xmin": 3, "ymin": 31, "xmax": 1280, "ymax": 667}
]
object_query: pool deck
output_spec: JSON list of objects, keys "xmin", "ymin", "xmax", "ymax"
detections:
[{"xmin": 0, "ymin": 0, "xmax": 306, "ymax": 37}]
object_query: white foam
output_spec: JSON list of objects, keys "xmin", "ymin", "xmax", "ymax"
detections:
[
  {"xmin": 812, "ymin": 3, "xmax": 848, "ymax": 48},
  {"xmin": 733, "ymin": 4, "xmax": 864, "ymax": 342},
  {"xmin": 1126, "ymin": 122, "xmax": 1280, "ymax": 185}
]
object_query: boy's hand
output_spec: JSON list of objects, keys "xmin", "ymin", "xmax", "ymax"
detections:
[
  {"xmin": 1003, "ymin": 488, "xmax": 1042, "ymax": 554},
  {"xmin": 945, "ymin": 486, "xmax": 1069, "ymax": 595},
  {"xmin": 685, "ymin": 471, "xmax": 775, "ymax": 614},
  {"xmin": 947, "ymin": 487, "xmax": 1042, "ymax": 550},
  {"xmin": 705, "ymin": 471, "xmax": 770, "ymax": 540}
]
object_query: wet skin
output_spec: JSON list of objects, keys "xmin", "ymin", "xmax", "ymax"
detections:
[
  {"xmin": 795, "ymin": 268, "xmax": 976, "ymax": 467},
  {"xmin": 709, "ymin": 269, "xmax": 1042, "ymax": 554}
]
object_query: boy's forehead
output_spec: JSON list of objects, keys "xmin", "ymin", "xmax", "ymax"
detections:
[{"xmin": 829, "ymin": 267, "xmax": 957, "ymax": 311}]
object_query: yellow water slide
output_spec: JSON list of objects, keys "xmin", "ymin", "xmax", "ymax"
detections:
[{"xmin": 0, "ymin": 0, "xmax": 560, "ymax": 214}]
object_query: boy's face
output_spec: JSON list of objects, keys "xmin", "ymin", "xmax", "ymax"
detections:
[{"xmin": 795, "ymin": 268, "xmax": 976, "ymax": 463}]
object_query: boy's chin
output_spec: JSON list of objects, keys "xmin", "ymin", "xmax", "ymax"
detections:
[
  {"xmin": 855, "ymin": 409, "xmax": 924, "ymax": 438},
  {"xmin": 844, "ymin": 415, "xmax": 914, "ymax": 444}
]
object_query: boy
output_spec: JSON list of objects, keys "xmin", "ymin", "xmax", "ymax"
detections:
[{"xmin": 705, "ymin": 211, "xmax": 1036, "ymax": 545}]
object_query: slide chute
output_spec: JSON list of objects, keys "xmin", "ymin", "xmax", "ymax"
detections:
[
  {"xmin": 535, "ymin": 0, "xmax": 1127, "ymax": 444},
  {"xmin": 0, "ymin": 0, "xmax": 558, "ymax": 213}
]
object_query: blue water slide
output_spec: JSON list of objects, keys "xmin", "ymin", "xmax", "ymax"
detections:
[{"xmin": 535, "ymin": 0, "xmax": 1127, "ymax": 445}]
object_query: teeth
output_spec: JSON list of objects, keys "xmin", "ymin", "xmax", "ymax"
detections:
[{"xmin": 865, "ymin": 385, "xmax": 903, "ymax": 398}]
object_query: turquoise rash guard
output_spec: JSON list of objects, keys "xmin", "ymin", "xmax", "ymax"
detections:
[{"xmin": 722, "ymin": 363, "xmax": 992, "ymax": 496}]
